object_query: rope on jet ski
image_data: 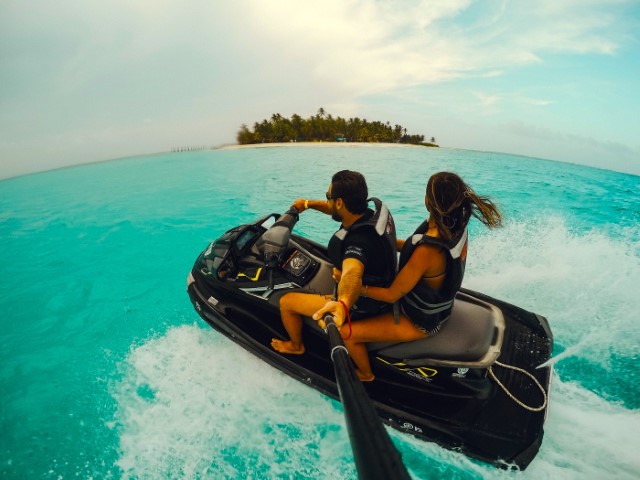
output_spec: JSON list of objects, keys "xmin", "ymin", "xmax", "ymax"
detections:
[{"xmin": 488, "ymin": 361, "xmax": 548, "ymax": 412}]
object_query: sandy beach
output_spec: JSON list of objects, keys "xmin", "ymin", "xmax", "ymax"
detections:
[{"xmin": 219, "ymin": 141, "xmax": 434, "ymax": 151}]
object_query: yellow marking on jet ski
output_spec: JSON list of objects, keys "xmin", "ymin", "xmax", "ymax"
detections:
[
  {"xmin": 375, "ymin": 357, "xmax": 438, "ymax": 377},
  {"xmin": 376, "ymin": 358, "xmax": 409, "ymax": 368},
  {"xmin": 376, "ymin": 357, "xmax": 403, "ymax": 366},
  {"xmin": 237, "ymin": 267, "xmax": 263, "ymax": 281},
  {"xmin": 416, "ymin": 367, "xmax": 438, "ymax": 378}
]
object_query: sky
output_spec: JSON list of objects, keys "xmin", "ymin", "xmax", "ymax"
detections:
[{"xmin": 1, "ymin": 0, "xmax": 639, "ymax": 179}]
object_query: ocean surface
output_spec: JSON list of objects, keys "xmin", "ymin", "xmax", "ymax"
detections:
[{"xmin": 1, "ymin": 145, "xmax": 638, "ymax": 479}]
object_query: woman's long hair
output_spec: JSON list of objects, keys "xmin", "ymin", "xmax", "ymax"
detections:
[{"xmin": 426, "ymin": 172, "xmax": 502, "ymax": 242}]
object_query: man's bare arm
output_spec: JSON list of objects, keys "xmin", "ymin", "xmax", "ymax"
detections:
[
  {"xmin": 337, "ymin": 257, "xmax": 365, "ymax": 308},
  {"xmin": 313, "ymin": 258, "xmax": 364, "ymax": 328}
]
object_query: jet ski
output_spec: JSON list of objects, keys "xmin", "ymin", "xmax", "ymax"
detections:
[{"xmin": 186, "ymin": 208, "xmax": 553, "ymax": 470}]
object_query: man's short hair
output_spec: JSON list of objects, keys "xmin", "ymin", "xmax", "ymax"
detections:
[{"xmin": 331, "ymin": 170, "xmax": 368, "ymax": 214}]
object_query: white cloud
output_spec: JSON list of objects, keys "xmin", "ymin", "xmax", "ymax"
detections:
[
  {"xmin": 475, "ymin": 92, "xmax": 500, "ymax": 107},
  {"xmin": 506, "ymin": 120, "xmax": 638, "ymax": 152},
  {"xmin": 523, "ymin": 97, "xmax": 553, "ymax": 107},
  {"xmin": 0, "ymin": 0, "xmax": 638, "ymax": 178},
  {"xmin": 2, "ymin": 0, "xmax": 632, "ymax": 105},
  {"xmin": 232, "ymin": 0, "xmax": 633, "ymax": 96},
  {"xmin": 502, "ymin": 120, "xmax": 640, "ymax": 173}
]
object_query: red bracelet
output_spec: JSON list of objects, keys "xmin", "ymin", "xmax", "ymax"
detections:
[{"xmin": 338, "ymin": 300, "xmax": 352, "ymax": 339}]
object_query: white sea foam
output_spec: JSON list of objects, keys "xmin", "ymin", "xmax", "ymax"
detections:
[
  {"xmin": 396, "ymin": 374, "xmax": 640, "ymax": 480},
  {"xmin": 528, "ymin": 379, "xmax": 640, "ymax": 480},
  {"xmin": 464, "ymin": 215, "xmax": 640, "ymax": 367},
  {"xmin": 111, "ymin": 325, "xmax": 357, "ymax": 479},
  {"xmin": 112, "ymin": 323, "xmax": 640, "ymax": 479}
]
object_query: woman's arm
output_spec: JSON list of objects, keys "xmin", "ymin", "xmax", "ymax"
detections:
[{"xmin": 363, "ymin": 244, "xmax": 439, "ymax": 303}]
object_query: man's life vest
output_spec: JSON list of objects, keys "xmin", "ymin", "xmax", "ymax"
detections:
[
  {"xmin": 327, "ymin": 197, "xmax": 398, "ymax": 288},
  {"xmin": 327, "ymin": 198, "xmax": 398, "ymax": 319},
  {"xmin": 399, "ymin": 220, "xmax": 468, "ymax": 331}
]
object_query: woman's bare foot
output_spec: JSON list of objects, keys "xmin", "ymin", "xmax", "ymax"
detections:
[
  {"xmin": 271, "ymin": 338, "xmax": 305, "ymax": 355},
  {"xmin": 355, "ymin": 369, "xmax": 375, "ymax": 382}
]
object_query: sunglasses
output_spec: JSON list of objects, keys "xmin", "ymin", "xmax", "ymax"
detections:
[{"xmin": 326, "ymin": 192, "xmax": 337, "ymax": 201}]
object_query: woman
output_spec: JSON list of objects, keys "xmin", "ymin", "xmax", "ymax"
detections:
[{"xmin": 313, "ymin": 171, "xmax": 502, "ymax": 381}]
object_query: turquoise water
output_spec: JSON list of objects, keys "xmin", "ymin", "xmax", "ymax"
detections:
[{"xmin": 1, "ymin": 145, "xmax": 639, "ymax": 479}]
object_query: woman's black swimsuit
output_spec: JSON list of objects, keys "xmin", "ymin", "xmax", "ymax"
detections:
[{"xmin": 399, "ymin": 220, "xmax": 468, "ymax": 333}]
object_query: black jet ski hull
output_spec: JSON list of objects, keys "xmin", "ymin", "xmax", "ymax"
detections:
[
  {"xmin": 188, "ymin": 278, "xmax": 552, "ymax": 470},
  {"xmin": 187, "ymin": 214, "xmax": 552, "ymax": 469}
]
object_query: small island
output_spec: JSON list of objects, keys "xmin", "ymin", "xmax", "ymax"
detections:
[{"xmin": 236, "ymin": 108, "xmax": 438, "ymax": 147}]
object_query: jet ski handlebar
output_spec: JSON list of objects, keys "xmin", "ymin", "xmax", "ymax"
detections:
[
  {"xmin": 260, "ymin": 207, "xmax": 299, "ymax": 266},
  {"xmin": 259, "ymin": 207, "xmax": 300, "ymax": 289}
]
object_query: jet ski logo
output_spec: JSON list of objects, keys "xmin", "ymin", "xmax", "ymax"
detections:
[
  {"xmin": 401, "ymin": 422, "xmax": 423, "ymax": 434},
  {"xmin": 376, "ymin": 357, "xmax": 438, "ymax": 382}
]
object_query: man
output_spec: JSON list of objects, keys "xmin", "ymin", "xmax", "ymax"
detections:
[{"xmin": 271, "ymin": 170, "xmax": 397, "ymax": 355}]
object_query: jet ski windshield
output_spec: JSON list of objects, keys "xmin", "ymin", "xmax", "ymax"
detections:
[{"xmin": 199, "ymin": 214, "xmax": 279, "ymax": 279}]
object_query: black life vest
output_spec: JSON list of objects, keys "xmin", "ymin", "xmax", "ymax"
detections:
[
  {"xmin": 399, "ymin": 220, "xmax": 468, "ymax": 331},
  {"xmin": 327, "ymin": 197, "xmax": 397, "ymax": 288}
]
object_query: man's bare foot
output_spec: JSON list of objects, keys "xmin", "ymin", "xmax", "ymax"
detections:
[
  {"xmin": 271, "ymin": 338, "xmax": 305, "ymax": 355},
  {"xmin": 355, "ymin": 369, "xmax": 375, "ymax": 382}
]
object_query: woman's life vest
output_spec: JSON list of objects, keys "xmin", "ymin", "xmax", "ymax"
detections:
[{"xmin": 399, "ymin": 219, "xmax": 468, "ymax": 332}]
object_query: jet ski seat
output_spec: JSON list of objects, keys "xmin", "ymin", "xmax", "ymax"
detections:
[
  {"xmin": 369, "ymin": 292, "xmax": 505, "ymax": 368},
  {"xmin": 302, "ymin": 292, "xmax": 504, "ymax": 369}
]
